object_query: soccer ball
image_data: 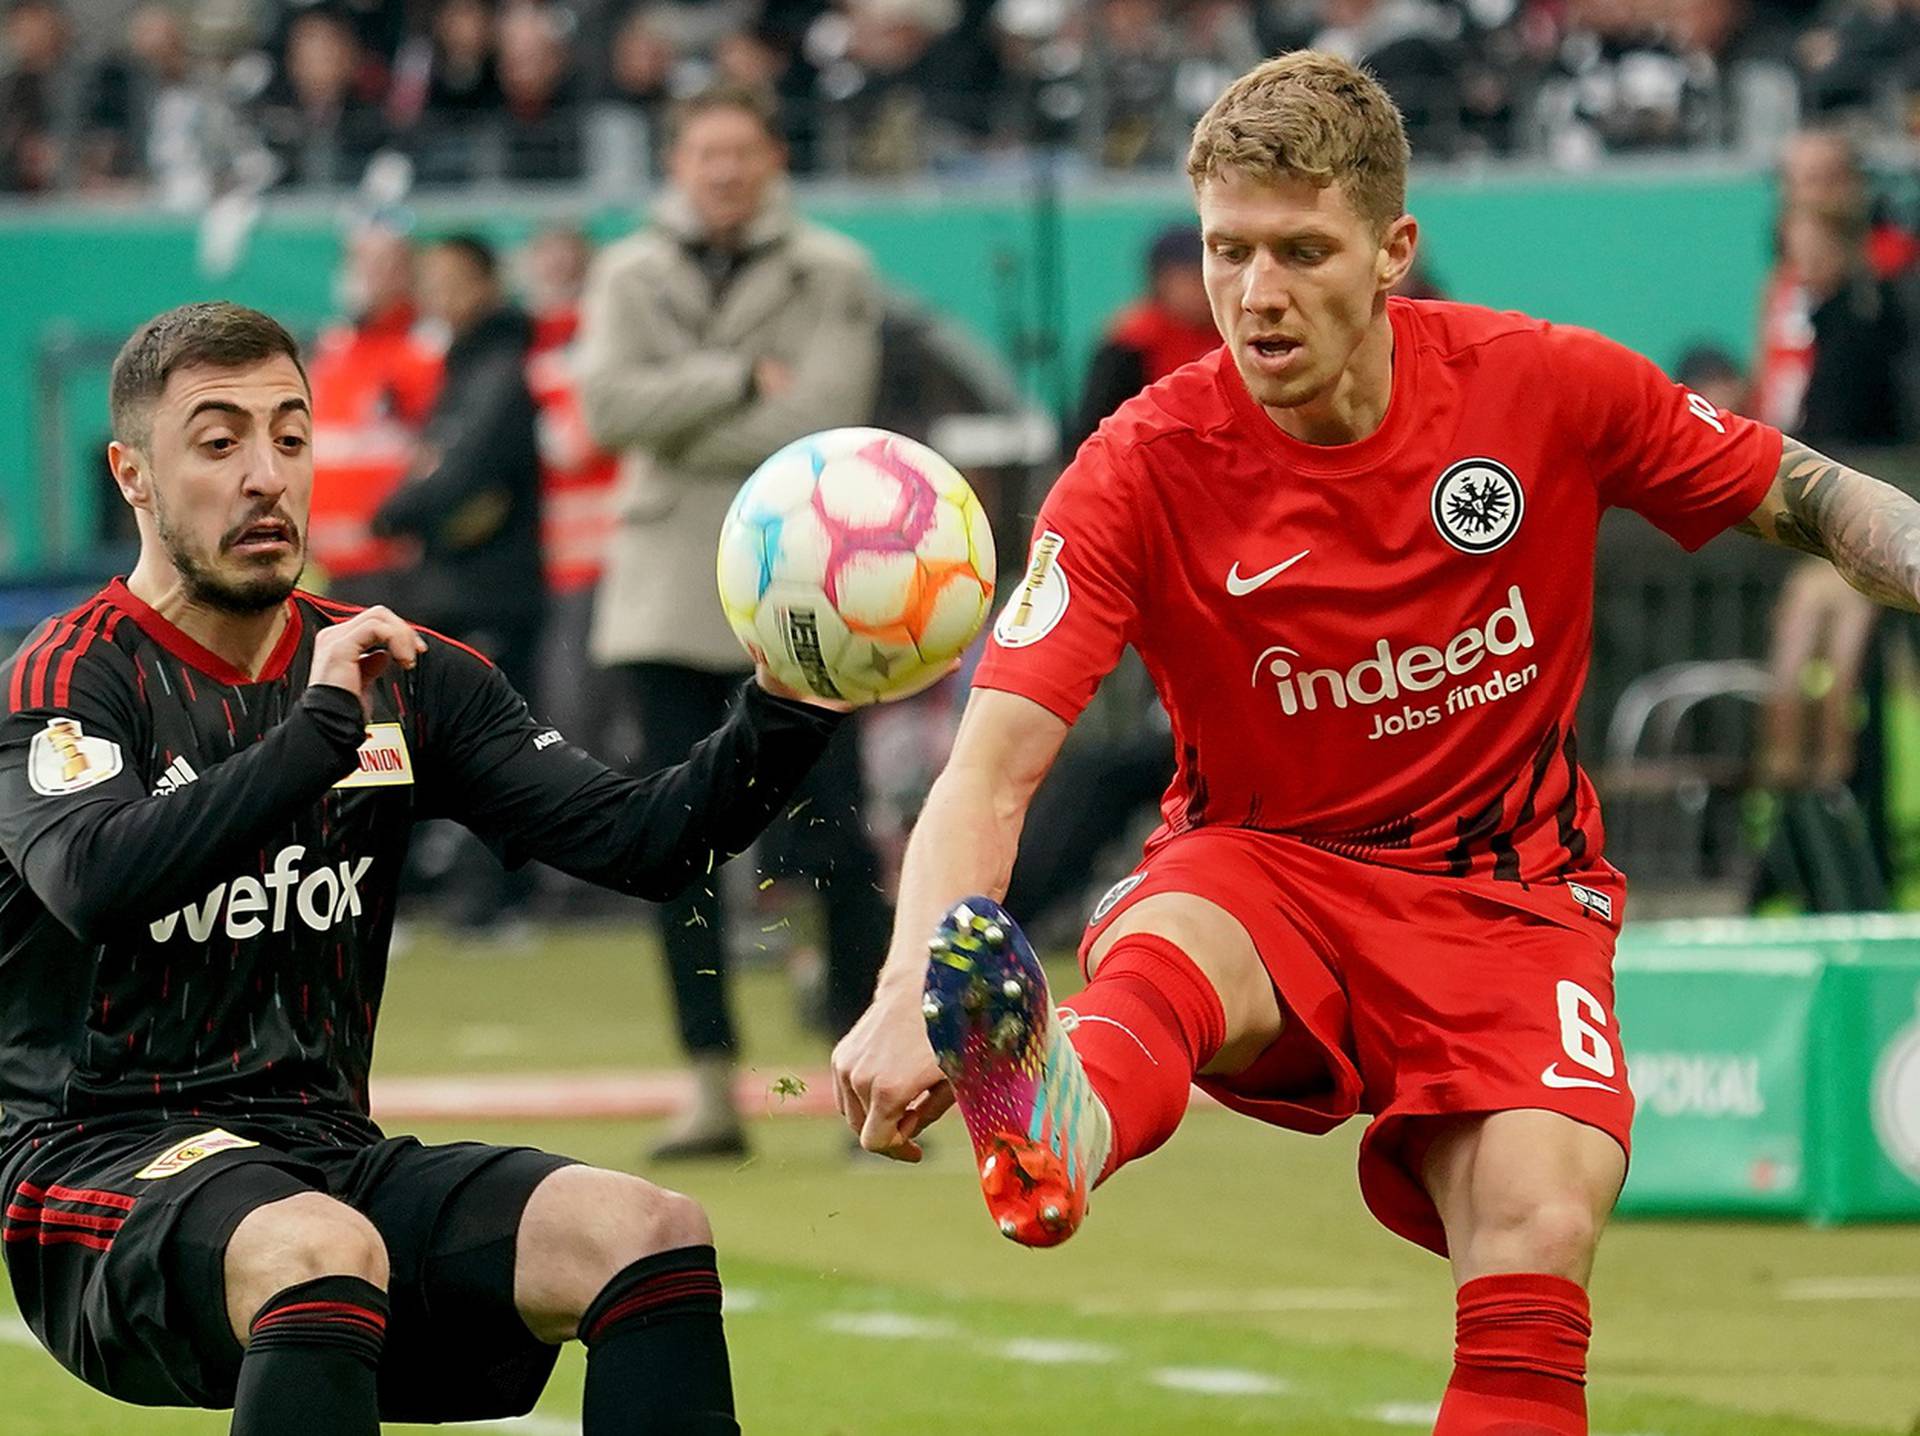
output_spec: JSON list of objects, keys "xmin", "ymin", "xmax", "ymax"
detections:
[{"xmin": 717, "ymin": 427, "xmax": 997, "ymax": 703}]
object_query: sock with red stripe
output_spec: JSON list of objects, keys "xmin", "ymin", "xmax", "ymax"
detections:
[
  {"xmin": 1063, "ymin": 933, "xmax": 1227, "ymax": 1180},
  {"xmin": 231, "ymin": 1275, "xmax": 387, "ymax": 1436},
  {"xmin": 1433, "ymin": 1273, "xmax": 1592, "ymax": 1435},
  {"xmin": 580, "ymin": 1244, "xmax": 736, "ymax": 1435}
]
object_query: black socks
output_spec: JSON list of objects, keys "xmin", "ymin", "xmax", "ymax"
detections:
[
  {"xmin": 580, "ymin": 1244, "xmax": 737, "ymax": 1435},
  {"xmin": 230, "ymin": 1274, "xmax": 388, "ymax": 1436}
]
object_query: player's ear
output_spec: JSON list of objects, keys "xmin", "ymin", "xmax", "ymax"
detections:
[
  {"xmin": 1376, "ymin": 214, "xmax": 1419, "ymax": 292},
  {"xmin": 107, "ymin": 439, "xmax": 154, "ymax": 513}
]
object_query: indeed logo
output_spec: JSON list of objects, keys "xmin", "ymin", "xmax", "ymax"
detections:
[
  {"xmin": 1251, "ymin": 586, "xmax": 1536, "ymax": 715},
  {"xmin": 148, "ymin": 844, "xmax": 374, "ymax": 944}
]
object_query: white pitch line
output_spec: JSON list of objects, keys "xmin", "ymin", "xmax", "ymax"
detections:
[
  {"xmin": 723, "ymin": 1287, "xmax": 766, "ymax": 1314},
  {"xmin": 1778, "ymin": 1275, "xmax": 1920, "ymax": 1301},
  {"xmin": 1365, "ymin": 1401, "xmax": 1441, "ymax": 1425},
  {"xmin": 818, "ymin": 1311, "xmax": 960, "ymax": 1340},
  {"xmin": 0, "ymin": 1316, "xmax": 38, "ymax": 1349},
  {"xmin": 1079, "ymin": 1287, "xmax": 1409, "ymax": 1316},
  {"xmin": 474, "ymin": 1417, "xmax": 580, "ymax": 1435},
  {"xmin": 995, "ymin": 1337, "xmax": 1120, "ymax": 1365},
  {"xmin": 1148, "ymin": 1366, "xmax": 1290, "ymax": 1397}
]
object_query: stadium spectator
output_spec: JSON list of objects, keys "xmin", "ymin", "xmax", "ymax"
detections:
[
  {"xmin": 255, "ymin": 6, "xmax": 386, "ymax": 188},
  {"xmin": 1066, "ymin": 222, "xmax": 1217, "ymax": 451},
  {"xmin": 807, "ymin": 0, "xmax": 996, "ymax": 175},
  {"xmin": 520, "ymin": 224, "xmax": 619, "ymax": 756},
  {"xmin": 389, "ymin": 0, "xmax": 503, "ymax": 180},
  {"xmin": 77, "ymin": 2, "xmax": 191, "ymax": 187},
  {"xmin": 1675, "ymin": 340, "xmax": 1748, "ymax": 414},
  {"xmin": 1310, "ymin": 0, "xmax": 1479, "ymax": 155},
  {"xmin": 305, "ymin": 225, "xmax": 444, "ymax": 605},
  {"xmin": 373, "ymin": 234, "xmax": 546, "ymax": 930},
  {"xmin": 1781, "ymin": 203, "xmax": 1910, "ymax": 445},
  {"xmin": 579, "ymin": 81, "xmax": 891, "ymax": 1158},
  {"xmin": 1536, "ymin": 0, "xmax": 1718, "ymax": 161},
  {"xmin": 497, "ymin": 1, "xmax": 585, "ymax": 180},
  {"xmin": 0, "ymin": 0, "xmax": 77, "ymax": 192},
  {"xmin": 1795, "ymin": 0, "xmax": 1920, "ymax": 117}
]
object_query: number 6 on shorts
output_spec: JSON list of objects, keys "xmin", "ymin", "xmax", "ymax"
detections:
[{"xmin": 1555, "ymin": 979, "xmax": 1616, "ymax": 1078}]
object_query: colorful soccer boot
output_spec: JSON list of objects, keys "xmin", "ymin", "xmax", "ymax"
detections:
[{"xmin": 921, "ymin": 895, "xmax": 1112, "ymax": 1247}]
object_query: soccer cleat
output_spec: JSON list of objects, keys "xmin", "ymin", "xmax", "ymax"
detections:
[{"xmin": 922, "ymin": 896, "xmax": 1112, "ymax": 1248}]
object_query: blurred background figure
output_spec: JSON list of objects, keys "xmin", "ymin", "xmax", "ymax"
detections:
[
  {"xmin": 306, "ymin": 223, "xmax": 444, "ymax": 606},
  {"xmin": 1674, "ymin": 340, "xmax": 1748, "ymax": 415},
  {"xmin": 579, "ymin": 81, "xmax": 891, "ymax": 1159},
  {"xmin": 496, "ymin": 1, "xmax": 583, "ymax": 180},
  {"xmin": 520, "ymin": 224, "xmax": 618, "ymax": 760},
  {"xmin": 1, "ymin": 0, "xmax": 76, "ymax": 191},
  {"xmin": 1066, "ymin": 222, "xmax": 1216, "ymax": 452},
  {"xmin": 389, "ymin": 0, "xmax": 502, "ymax": 183},
  {"xmin": 256, "ymin": 5, "xmax": 385, "ymax": 188},
  {"xmin": 373, "ymin": 233, "xmax": 546, "ymax": 934}
]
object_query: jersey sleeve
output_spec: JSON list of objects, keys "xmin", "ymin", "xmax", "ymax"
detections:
[
  {"xmin": 1548, "ymin": 322, "xmax": 1783, "ymax": 551},
  {"xmin": 972, "ymin": 434, "xmax": 1144, "ymax": 723},
  {"xmin": 414, "ymin": 637, "xmax": 841, "ymax": 901},
  {"xmin": 0, "ymin": 634, "xmax": 366, "ymax": 942}
]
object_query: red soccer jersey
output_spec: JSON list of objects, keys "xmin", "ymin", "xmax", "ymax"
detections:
[{"xmin": 975, "ymin": 297, "xmax": 1782, "ymax": 886}]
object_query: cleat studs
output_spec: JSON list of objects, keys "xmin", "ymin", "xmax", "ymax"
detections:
[
  {"xmin": 922, "ymin": 998, "xmax": 942, "ymax": 1020},
  {"xmin": 928, "ymin": 936, "xmax": 949, "ymax": 953},
  {"xmin": 1001, "ymin": 977, "xmax": 1023, "ymax": 1000},
  {"xmin": 984, "ymin": 924, "xmax": 1005, "ymax": 944},
  {"xmin": 982, "ymin": 1155, "xmax": 997, "ymax": 1177},
  {"xmin": 1040, "ymin": 1204, "xmax": 1063, "ymax": 1226},
  {"xmin": 953, "ymin": 903, "xmax": 976, "ymax": 927},
  {"xmin": 998, "ymin": 1217, "xmax": 1018, "ymax": 1237}
]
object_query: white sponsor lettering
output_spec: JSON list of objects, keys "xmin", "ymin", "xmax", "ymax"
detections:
[
  {"xmin": 534, "ymin": 729, "xmax": 563, "ymax": 750},
  {"xmin": 148, "ymin": 845, "xmax": 373, "ymax": 944},
  {"xmin": 1631, "ymin": 1053, "xmax": 1765, "ymax": 1118},
  {"xmin": 1254, "ymin": 586, "xmax": 1541, "ymax": 742}
]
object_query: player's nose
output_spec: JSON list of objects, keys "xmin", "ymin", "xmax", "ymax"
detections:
[
  {"xmin": 242, "ymin": 434, "xmax": 292, "ymax": 498},
  {"xmin": 1239, "ymin": 251, "xmax": 1290, "ymax": 317}
]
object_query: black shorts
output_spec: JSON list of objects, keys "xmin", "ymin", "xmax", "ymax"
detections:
[{"xmin": 0, "ymin": 1117, "xmax": 573, "ymax": 1420}]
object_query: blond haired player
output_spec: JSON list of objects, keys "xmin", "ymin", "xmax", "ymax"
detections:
[{"xmin": 833, "ymin": 52, "xmax": 1920, "ymax": 1435}]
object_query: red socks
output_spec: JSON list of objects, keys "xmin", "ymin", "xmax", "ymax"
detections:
[
  {"xmin": 1434, "ymin": 1273, "xmax": 1592, "ymax": 1435},
  {"xmin": 1061, "ymin": 933, "xmax": 1226, "ymax": 1179}
]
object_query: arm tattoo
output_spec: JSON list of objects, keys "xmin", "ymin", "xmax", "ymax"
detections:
[{"xmin": 1738, "ymin": 437, "xmax": 1920, "ymax": 611}]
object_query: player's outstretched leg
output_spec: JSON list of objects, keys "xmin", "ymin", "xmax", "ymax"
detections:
[{"xmin": 922, "ymin": 896, "xmax": 1113, "ymax": 1247}]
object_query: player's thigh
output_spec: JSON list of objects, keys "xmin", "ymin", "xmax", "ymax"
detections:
[
  {"xmin": 1341, "ymin": 877, "xmax": 1634, "ymax": 1258},
  {"xmin": 3, "ymin": 1124, "xmax": 320, "ymax": 1407},
  {"xmin": 1417, "ymin": 1107, "xmax": 1627, "ymax": 1286},
  {"xmin": 1084, "ymin": 889, "xmax": 1283, "ymax": 1073},
  {"xmin": 345, "ymin": 1136, "xmax": 575, "ymax": 1423}
]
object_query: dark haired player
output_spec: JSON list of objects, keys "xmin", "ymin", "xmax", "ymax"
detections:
[{"xmin": 0, "ymin": 301, "xmax": 846, "ymax": 1434}]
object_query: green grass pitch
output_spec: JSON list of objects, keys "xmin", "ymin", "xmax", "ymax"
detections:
[{"xmin": 1, "ymin": 927, "xmax": 1913, "ymax": 1434}]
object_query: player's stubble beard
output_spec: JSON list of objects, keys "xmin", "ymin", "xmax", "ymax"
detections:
[{"xmin": 152, "ymin": 488, "xmax": 305, "ymax": 615}]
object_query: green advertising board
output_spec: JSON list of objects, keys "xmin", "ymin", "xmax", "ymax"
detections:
[{"xmin": 1616, "ymin": 916, "xmax": 1920, "ymax": 1223}]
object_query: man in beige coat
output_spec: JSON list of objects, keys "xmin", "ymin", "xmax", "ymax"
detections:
[{"xmin": 579, "ymin": 82, "xmax": 894, "ymax": 1157}]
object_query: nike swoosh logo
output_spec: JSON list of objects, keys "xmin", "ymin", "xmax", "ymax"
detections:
[
  {"xmin": 1541, "ymin": 1064, "xmax": 1620, "ymax": 1093},
  {"xmin": 1225, "ymin": 549, "xmax": 1310, "ymax": 596}
]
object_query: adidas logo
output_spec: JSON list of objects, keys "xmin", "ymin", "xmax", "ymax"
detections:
[{"xmin": 153, "ymin": 756, "xmax": 198, "ymax": 796}]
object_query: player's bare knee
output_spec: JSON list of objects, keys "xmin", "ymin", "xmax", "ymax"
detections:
[
  {"xmin": 225, "ymin": 1194, "xmax": 388, "ymax": 1339},
  {"xmin": 1091, "ymin": 893, "xmax": 1281, "ymax": 1063},
  {"xmin": 1468, "ymin": 1193, "xmax": 1601, "ymax": 1280},
  {"xmin": 529, "ymin": 1167, "xmax": 712, "ymax": 1280}
]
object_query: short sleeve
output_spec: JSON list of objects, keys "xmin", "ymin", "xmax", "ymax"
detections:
[
  {"xmin": 1549, "ymin": 323, "xmax": 1783, "ymax": 552},
  {"xmin": 972, "ymin": 434, "xmax": 1143, "ymax": 723}
]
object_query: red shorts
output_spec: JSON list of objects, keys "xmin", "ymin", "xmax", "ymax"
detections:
[{"xmin": 1077, "ymin": 827, "xmax": 1635, "ymax": 1256}]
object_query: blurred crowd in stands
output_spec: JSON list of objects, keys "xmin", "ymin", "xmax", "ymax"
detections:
[{"xmin": 8, "ymin": 0, "xmax": 1920, "ymax": 197}]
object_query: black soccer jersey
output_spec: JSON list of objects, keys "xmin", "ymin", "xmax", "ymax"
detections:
[{"xmin": 0, "ymin": 580, "xmax": 841, "ymax": 1148}]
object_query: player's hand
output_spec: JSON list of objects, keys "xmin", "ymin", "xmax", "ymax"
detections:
[
  {"xmin": 754, "ymin": 659, "xmax": 963, "ymax": 713},
  {"xmin": 753, "ymin": 356, "xmax": 796, "ymax": 398},
  {"xmin": 309, "ymin": 605, "xmax": 425, "ymax": 719},
  {"xmin": 831, "ymin": 985, "xmax": 955, "ymax": 1162}
]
